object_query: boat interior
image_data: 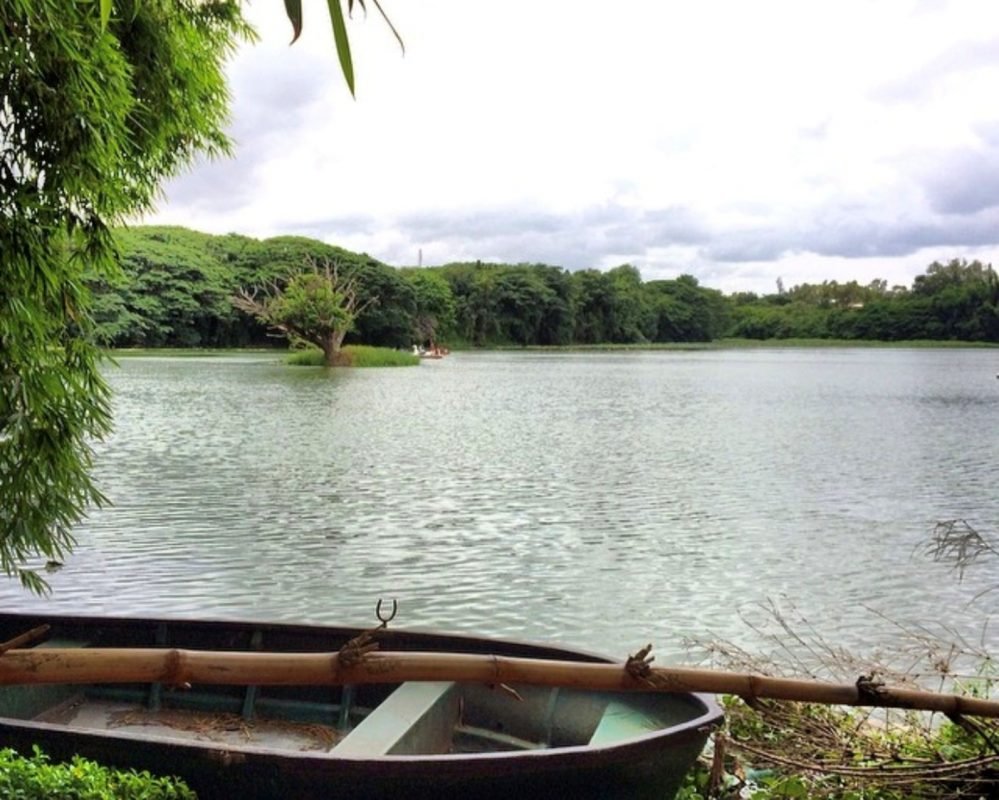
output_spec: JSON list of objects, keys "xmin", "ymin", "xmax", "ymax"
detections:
[{"xmin": 0, "ymin": 625, "xmax": 708, "ymax": 758}]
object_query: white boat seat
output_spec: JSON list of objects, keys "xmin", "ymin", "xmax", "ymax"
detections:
[
  {"xmin": 589, "ymin": 700, "xmax": 659, "ymax": 746},
  {"xmin": 334, "ymin": 681, "xmax": 459, "ymax": 756}
]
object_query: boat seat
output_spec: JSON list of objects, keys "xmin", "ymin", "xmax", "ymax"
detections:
[
  {"xmin": 588, "ymin": 700, "xmax": 658, "ymax": 746},
  {"xmin": 334, "ymin": 681, "xmax": 458, "ymax": 756}
]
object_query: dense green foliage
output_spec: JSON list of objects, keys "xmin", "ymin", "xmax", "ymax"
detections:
[
  {"xmin": 401, "ymin": 268, "xmax": 456, "ymax": 347},
  {"xmin": 95, "ymin": 228, "xmax": 733, "ymax": 349},
  {"xmin": 1, "ymin": 2, "xmax": 251, "ymax": 590},
  {"xmin": 94, "ymin": 228, "xmax": 414, "ymax": 349},
  {"xmin": 729, "ymin": 260, "xmax": 999, "ymax": 342},
  {"xmin": 94, "ymin": 228, "xmax": 998, "ymax": 351},
  {"xmin": 0, "ymin": 746, "xmax": 194, "ymax": 799}
]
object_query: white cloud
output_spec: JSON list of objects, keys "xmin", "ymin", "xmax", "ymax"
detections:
[{"xmin": 148, "ymin": 0, "xmax": 999, "ymax": 293}]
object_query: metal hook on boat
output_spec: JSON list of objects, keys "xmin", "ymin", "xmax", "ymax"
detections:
[{"xmin": 375, "ymin": 598, "xmax": 398, "ymax": 628}]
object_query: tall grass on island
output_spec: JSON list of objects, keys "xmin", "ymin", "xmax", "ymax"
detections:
[{"xmin": 287, "ymin": 345, "xmax": 419, "ymax": 367}]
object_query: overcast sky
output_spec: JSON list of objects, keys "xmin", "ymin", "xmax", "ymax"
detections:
[{"xmin": 148, "ymin": 0, "xmax": 999, "ymax": 294}]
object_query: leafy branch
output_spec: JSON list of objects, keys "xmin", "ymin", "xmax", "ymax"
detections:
[{"xmin": 96, "ymin": 1, "xmax": 404, "ymax": 98}]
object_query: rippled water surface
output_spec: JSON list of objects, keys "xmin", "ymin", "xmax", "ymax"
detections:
[{"xmin": 5, "ymin": 349, "xmax": 999, "ymax": 661}]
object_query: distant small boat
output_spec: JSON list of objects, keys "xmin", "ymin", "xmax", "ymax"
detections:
[
  {"xmin": 0, "ymin": 613, "xmax": 721, "ymax": 800},
  {"xmin": 413, "ymin": 344, "xmax": 449, "ymax": 360}
]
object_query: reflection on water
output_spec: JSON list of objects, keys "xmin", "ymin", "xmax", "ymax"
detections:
[{"xmin": 4, "ymin": 348, "xmax": 999, "ymax": 661}]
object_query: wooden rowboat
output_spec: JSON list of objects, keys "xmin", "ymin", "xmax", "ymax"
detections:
[{"xmin": 0, "ymin": 613, "xmax": 722, "ymax": 799}]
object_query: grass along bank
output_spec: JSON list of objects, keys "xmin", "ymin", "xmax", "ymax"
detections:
[{"xmin": 287, "ymin": 345, "xmax": 419, "ymax": 367}]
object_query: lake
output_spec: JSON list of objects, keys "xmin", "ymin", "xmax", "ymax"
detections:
[{"xmin": 5, "ymin": 348, "xmax": 999, "ymax": 669}]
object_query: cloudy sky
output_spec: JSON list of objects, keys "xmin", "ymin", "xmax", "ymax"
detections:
[{"xmin": 149, "ymin": 0, "xmax": 999, "ymax": 294}]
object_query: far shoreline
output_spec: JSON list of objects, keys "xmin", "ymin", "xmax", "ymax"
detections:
[
  {"xmin": 106, "ymin": 338, "xmax": 999, "ymax": 359},
  {"xmin": 491, "ymin": 338, "xmax": 999, "ymax": 351}
]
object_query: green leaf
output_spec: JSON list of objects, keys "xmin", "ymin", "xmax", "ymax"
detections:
[
  {"xmin": 4, "ymin": 0, "xmax": 251, "ymax": 593},
  {"xmin": 348, "ymin": 0, "xmax": 406, "ymax": 54},
  {"xmin": 327, "ymin": 0, "xmax": 356, "ymax": 97},
  {"xmin": 370, "ymin": 0, "xmax": 405, "ymax": 54},
  {"xmin": 283, "ymin": 0, "xmax": 303, "ymax": 44}
]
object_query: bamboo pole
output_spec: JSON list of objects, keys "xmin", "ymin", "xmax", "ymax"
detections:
[{"xmin": 1, "ymin": 647, "xmax": 997, "ymax": 718}]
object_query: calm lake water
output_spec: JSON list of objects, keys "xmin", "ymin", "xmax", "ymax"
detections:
[{"xmin": 5, "ymin": 348, "xmax": 999, "ymax": 667}]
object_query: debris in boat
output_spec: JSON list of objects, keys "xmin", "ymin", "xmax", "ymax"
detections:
[{"xmin": 107, "ymin": 708, "xmax": 341, "ymax": 750}]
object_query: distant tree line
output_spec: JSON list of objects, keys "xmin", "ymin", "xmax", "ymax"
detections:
[
  {"xmin": 729, "ymin": 260, "xmax": 999, "ymax": 342},
  {"xmin": 89, "ymin": 227, "xmax": 999, "ymax": 348},
  {"xmin": 89, "ymin": 227, "xmax": 731, "ymax": 348}
]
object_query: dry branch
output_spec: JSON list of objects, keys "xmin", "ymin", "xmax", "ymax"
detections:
[{"xmin": 688, "ymin": 600, "xmax": 999, "ymax": 795}]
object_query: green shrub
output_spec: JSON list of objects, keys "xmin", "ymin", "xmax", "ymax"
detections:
[
  {"xmin": 676, "ymin": 694, "xmax": 999, "ymax": 799},
  {"xmin": 0, "ymin": 747, "xmax": 196, "ymax": 799},
  {"xmin": 287, "ymin": 345, "xmax": 419, "ymax": 367}
]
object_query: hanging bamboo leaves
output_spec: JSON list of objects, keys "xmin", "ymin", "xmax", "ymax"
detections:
[
  {"xmin": 283, "ymin": 0, "xmax": 303, "ymax": 44},
  {"xmin": 326, "ymin": 0, "xmax": 355, "ymax": 96},
  {"xmin": 279, "ymin": 0, "xmax": 404, "ymax": 96}
]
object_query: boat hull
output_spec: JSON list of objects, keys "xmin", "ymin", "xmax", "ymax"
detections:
[{"xmin": 0, "ymin": 613, "xmax": 722, "ymax": 799}]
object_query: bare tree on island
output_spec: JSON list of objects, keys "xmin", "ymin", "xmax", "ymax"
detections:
[{"xmin": 232, "ymin": 260, "xmax": 375, "ymax": 366}]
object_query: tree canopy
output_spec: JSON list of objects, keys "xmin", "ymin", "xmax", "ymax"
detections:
[
  {"xmin": 232, "ymin": 260, "xmax": 374, "ymax": 366},
  {"xmin": 92, "ymin": 229, "xmax": 999, "ymax": 351},
  {"xmin": 728, "ymin": 260, "xmax": 999, "ymax": 342},
  {"xmin": 1, "ymin": 1, "xmax": 252, "ymax": 590}
]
